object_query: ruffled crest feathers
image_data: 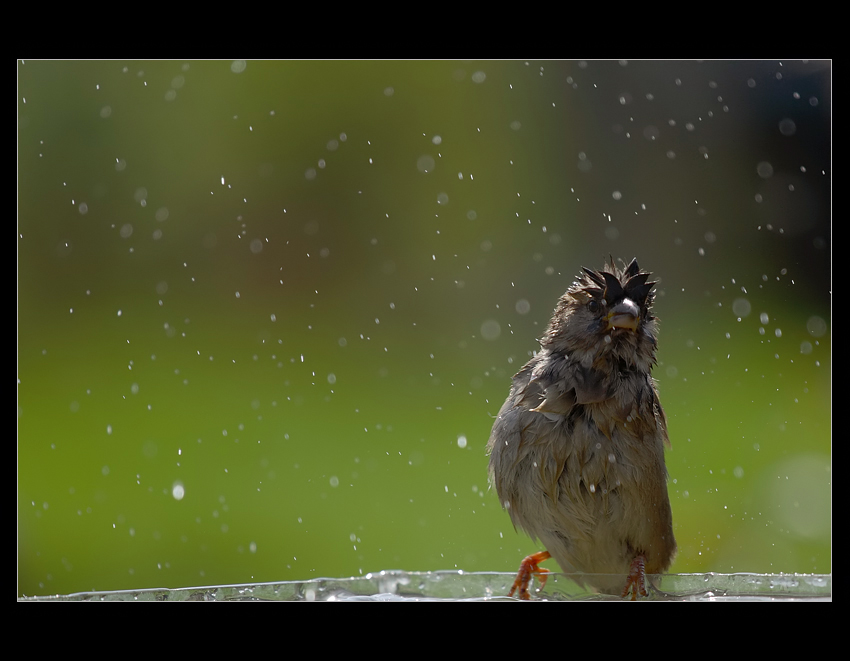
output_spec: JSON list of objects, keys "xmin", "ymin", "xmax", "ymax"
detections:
[{"xmin": 573, "ymin": 257, "xmax": 655, "ymax": 306}]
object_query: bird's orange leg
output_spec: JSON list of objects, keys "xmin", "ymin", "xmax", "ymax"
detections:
[
  {"xmin": 508, "ymin": 550, "xmax": 552, "ymax": 600},
  {"xmin": 621, "ymin": 554, "xmax": 648, "ymax": 600}
]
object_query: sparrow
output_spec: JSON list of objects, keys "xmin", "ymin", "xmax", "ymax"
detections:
[{"xmin": 486, "ymin": 258, "xmax": 676, "ymax": 599}]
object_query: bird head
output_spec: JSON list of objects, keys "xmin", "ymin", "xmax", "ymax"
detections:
[{"xmin": 541, "ymin": 257, "xmax": 659, "ymax": 370}]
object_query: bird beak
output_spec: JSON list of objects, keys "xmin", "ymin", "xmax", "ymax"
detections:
[{"xmin": 606, "ymin": 298, "xmax": 640, "ymax": 332}]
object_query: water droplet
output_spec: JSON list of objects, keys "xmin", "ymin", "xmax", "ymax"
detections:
[{"xmin": 480, "ymin": 319, "xmax": 501, "ymax": 341}]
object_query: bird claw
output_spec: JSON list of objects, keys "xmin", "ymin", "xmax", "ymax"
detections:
[
  {"xmin": 620, "ymin": 554, "xmax": 648, "ymax": 600},
  {"xmin": 508, "ymin": 551, "xmax": 552, "ymax": 600}
]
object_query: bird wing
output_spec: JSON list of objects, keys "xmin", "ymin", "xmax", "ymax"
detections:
[{"xmin": 522, "ymin": 352, "xmax": 610, "ymax": 416}]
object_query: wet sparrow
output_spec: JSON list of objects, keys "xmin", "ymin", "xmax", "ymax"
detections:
[{"xmin": 487, "ymin": 258, "xmax": 676, "ymax": 599}]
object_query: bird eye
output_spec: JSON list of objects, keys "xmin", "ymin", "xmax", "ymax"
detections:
[{"xmin": 588, "ymin": 300, "xmax": 599, "ymax": 313}]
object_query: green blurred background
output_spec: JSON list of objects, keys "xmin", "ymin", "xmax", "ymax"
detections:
[{"xmin": 18, "ymin": 60, "xmax": 830, "ymax": 597}]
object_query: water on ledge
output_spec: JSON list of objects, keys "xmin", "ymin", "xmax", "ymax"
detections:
[{"xmin": 19, "ymin": 571, "xmax": 832, "ymax": 602}]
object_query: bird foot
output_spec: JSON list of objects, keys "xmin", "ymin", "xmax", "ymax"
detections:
[
  {"xmin": 508, "ymin": 550, "xmax": 552, "ymax": 600},
  {"xmin": 621, "ymin": 554, "xmax": 648, "ymax": 600}
]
